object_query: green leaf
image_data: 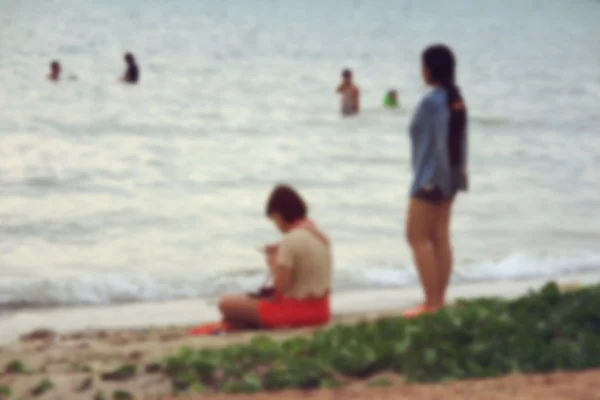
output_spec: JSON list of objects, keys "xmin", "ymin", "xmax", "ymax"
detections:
[
  {"xmin": 112, "ymin": 390, "xmax": 133, "ymax": 400},
  {"xmin": 424, "ymin": 349, "xmax": 437, "ymax": 365},
  {"xmin": 191, "ymin": 357, "xmax": 218, "ymax": 382},
  {"xmin": 320, "ymin": 378, "xmax": 344, "ymax": 389},
  {"xmin": 367, "ymin": 377, "xmax": 393, "ymax": 387},
  {"xmin": 30, "ymin": 378, "xmax": 53, "ymax": 396},
  {"xmin": 0, "ymin": 385, "xmax": 11, "ymax": 396},
  {"xmin": 221, "ymin": 374, "xmax": 262, "ymax": 394},
  {"xmin": 190, "ymin": 382, "xmax": 206, "ymax": 394},
  {"xmin": 5, "ymin": 360, "xmax": 26, "ymax": 374}
]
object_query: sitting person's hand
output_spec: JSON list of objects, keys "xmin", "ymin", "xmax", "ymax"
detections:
[
  {"xmin": 248, "ymin": 286, "xmax": 276, "ymax": 299},
  {"xmin": 265, "ymin": 243, "xmax": 279, "ymax": 254}
]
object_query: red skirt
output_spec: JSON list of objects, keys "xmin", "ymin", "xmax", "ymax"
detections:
[{"xmin": 258, "ymin": 294, "xmax": 330, "ymax": 329}]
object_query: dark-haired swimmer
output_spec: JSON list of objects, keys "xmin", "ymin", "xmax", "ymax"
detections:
[
  {"xmin": 47, "ymin": 60, "xmax": 61, "ymax": 81},
  {"xmin": 120, "ymin": 52, "xmax": 139, "ymax": 84}
]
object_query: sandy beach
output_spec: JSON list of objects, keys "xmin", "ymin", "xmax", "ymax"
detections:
[
  {"xmin": 1, "ymin": 272, "xmax": 599, "ymax": 399},
  {"xmin": 169, "ymin": 370, "xmax": 600, "ymax": 400},
  {"xmin": 2, "ymin": 0, "xmax": 599, "ymax": 398}
]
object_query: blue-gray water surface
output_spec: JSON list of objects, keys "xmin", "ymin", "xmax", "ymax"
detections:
[{"xmin": 0, "ymin": 0, "xmax": 599, "ymax": 307}]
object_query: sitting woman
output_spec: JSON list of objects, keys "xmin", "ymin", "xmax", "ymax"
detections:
[{"xmin": 217, "ymin": 184, "xmax": 332, "ymax": 332}]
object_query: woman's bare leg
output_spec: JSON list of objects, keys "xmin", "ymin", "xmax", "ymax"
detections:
[
  {"xmin": 218, "ymin": 295, "xmax": 261, "ymax": 330},
  {"xmin": 406, "ymin": 198, "xmax": 442, "ymax": 309},
  {"xmin": 432, "ymin": 200, "xmax": 453, "ymax": 305}
]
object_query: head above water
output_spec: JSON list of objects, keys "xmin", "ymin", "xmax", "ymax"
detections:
[
  {"xmin": 265, "ymin": 184, "xmax": 308, "ymax": 232},
  {"xmin": 341, "ymin": 68, "xmax": 352, "ymax": 82},
  {"xmin": 421, "ymin": 44, "xmax": 456, "ymax": 86},
  {"xmin": 124, "ymin": 52, "xmax": 136, "ymax": 64},
  {"xmin": 50, "ymin": 60, "xmax": 60, "ymax": 72}
]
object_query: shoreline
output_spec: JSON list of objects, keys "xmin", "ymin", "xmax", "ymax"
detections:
[
  {"xmin": 0, "ymin": 272, "xmax": 598, "ymax": 399},
  {"xmin": 2, "ymin": 271, "xmax": 599, "ymax": 345}
]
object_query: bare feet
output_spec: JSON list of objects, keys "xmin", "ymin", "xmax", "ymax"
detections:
[{"xmin": 403, "ymin": 304, "xmax": 442, "ymax": 319}]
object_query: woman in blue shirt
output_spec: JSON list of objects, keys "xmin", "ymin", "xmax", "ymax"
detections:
[{"xmin": 405, "ymin": 44, "xmax": 468, "ymax": 318}]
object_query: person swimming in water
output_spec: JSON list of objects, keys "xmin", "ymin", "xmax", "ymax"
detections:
[
  {"xmin": 46, "ymin": 60, "xmax": 77, "ymax": 82},
  {"xmin": 384, "ymin": 89, "xmax": 399, "ymax": 108},
  {"xmin": 120, "ymin": 52, "xmax": 139, "ymax": 84},
  {"xmin": 336, "ymin": 69, "xmax": 360, "ymax": 116},
  {"xmin": 46, "ymin": 61, "xmax": 61, "ymax": 81}
]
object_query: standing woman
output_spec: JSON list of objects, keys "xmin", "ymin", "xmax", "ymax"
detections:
[{"xmin": 405, "ymin": 44, "xmax": 468, "ymax": 318}]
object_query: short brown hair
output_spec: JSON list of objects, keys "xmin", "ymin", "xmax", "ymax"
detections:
[{"xmin": 265, "ymin": 184, "xmax": 308, "ymax": 223}]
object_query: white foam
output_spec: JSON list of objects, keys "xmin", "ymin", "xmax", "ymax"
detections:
[
  {"xmin": 361, "ymin": 251, "xmax": 600, "ymax": 287},
  {"xmin": 0, "ymin": 251, "xmax": 599, "ymax": 309}
]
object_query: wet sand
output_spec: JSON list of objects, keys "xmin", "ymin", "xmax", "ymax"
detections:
[{"xmin": 3, "ymin": 272, "xmax": 598, "ymax": 344}]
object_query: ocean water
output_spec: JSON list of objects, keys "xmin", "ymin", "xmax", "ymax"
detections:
[{"xmin": 0, "ymin": 0, "xmax": 599, "ymax": 309}]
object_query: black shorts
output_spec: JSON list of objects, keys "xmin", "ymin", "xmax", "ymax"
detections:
[{"xmin": 413, "ymin": 186, "xmax": 446, "ymax": 204}]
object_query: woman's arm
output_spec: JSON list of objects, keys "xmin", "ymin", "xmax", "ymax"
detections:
[
  {"xmin": 461, "ymin": 116, "xmax": 468, "ymax": 173},
  {"xmin": 266, "ymin": 241, "xmax": 294, "ymax": 294},
  {"xmin": 272, "ymin": 266, "xmax": 293, "ymax": 294}
]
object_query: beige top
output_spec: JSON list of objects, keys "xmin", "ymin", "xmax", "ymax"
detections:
[{"xmin": 276, "ymin": 229, "xmax": 332, "ymax": 299}]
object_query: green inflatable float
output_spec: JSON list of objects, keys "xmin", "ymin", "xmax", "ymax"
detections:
[{"xmin": 384, "ymin": 89, "xmax": 399, "ymax": 108}]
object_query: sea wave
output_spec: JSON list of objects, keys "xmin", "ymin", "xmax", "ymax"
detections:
[{"xmin": 0, "ymin": 251, "xmax": 598, "ymax": 310}]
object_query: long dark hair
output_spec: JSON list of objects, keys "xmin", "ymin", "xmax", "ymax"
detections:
[{"xmin": 422, "ymin": 44, "xmax": 467, "ymax": 168}]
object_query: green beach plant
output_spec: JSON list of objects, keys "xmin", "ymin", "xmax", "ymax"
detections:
[
  {"xmin": 162, "ymin": 281, "xmax": 600, "ymax": 395},
  {"xmin": 30, "ymin": 378, "xmax": 53, "ymax": 396},
  {"xmin": 112, "ymin": 390, "xmax": 133, "ymax": 400},
  {"xmin": 5, "ymin": 360, "xmax": 26, "ymax": 374},
  {"xmin": 0, "ymin": 385, "xmax": 11, "ymax": 397}
]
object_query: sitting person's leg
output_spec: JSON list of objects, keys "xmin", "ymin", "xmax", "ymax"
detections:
[
  {"xmin": 258, "ymin": 296, "xmax": 330, "ymax": 329},
  {"xmin": 218, "ymin": 294, "xmax": 261, "ymax": 330}
]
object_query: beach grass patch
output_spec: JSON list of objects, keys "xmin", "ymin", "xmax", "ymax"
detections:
[
  {"xmin": 221, "ymin": 373, "xmax": 263, "ymax": 394},
  {"xmin": 112, "ymin": 390, "xmax": 133, "ymax": 400},
  {"xmin": 30, "ymin": 378, "xmax": 53, "ymax": 396},
  {"xmin": 190, "ymin": 382, "xmax": 207, "ymax": 394},
  {"xmin": 367, "ymin": 377, "xmax": 393, "ymax": 387},
  {"xmin": 163, "ymin": 281, "xmax": 600, "ymax": 394},
  {"xmin": 319, "ymin": 377, "xmax": 345, "ymax": 389},
  {"xmin": 0, "ymin": 385, "xmax": 11, "ymax": 397},
  {"xmin": 5, "ymin": 360, "xmax": 26, "ymax": 374}
]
